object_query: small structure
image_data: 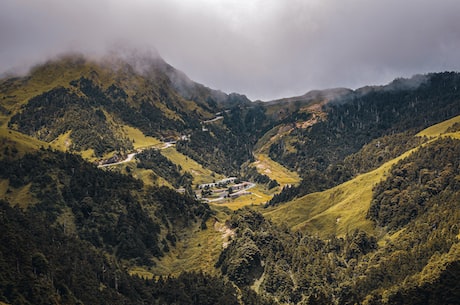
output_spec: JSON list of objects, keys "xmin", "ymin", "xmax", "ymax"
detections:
[
  {"xmin": 230, "ymin": 182, "xmax": 251, "ymax": 192},
  {"xmin": 198, "ymin": 177, "xmax": 237, "ymax": 189},
  {"xmin": 180, "ymin": 134, "xmax": 191, "ymax": 141}
]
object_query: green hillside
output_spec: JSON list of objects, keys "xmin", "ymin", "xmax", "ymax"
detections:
[
  {"xmin": 264, "ymin": 115, "xmax": 460, "ymax": 237},
  {"xmin": 1, "ymin": 54, "xmax": 460, "ymax": 305},
  {"xmin": 0, "ymin": 54, "xmax": 268, "ymax": 177},
  {"xmin": 267, "ymin": 73, "xmax": 460, "ymax": 206},
  {"xmin": 217, "ymin": 132, "xmax": 460, "ymax": 304}
]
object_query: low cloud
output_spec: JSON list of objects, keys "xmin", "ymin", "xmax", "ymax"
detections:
[{"xmin": 1, "ymin": 0, "xmax": 460, "ymax": 100}]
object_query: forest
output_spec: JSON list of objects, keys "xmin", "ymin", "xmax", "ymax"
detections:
[
  {"xmin": 176, "ymin": 103, "xmax": 275, "ymax": 176},
  {"xmin": 218, "ymin": 137, "xmax": 460, "ymax": 303},
  {"xmin": 268, "ymin": 72, "xmax": 460, "ymax": 205},
  {"xmin": 0, "ymin": 199, "xmax": 275, "ymax": 305},
  {"xmin": 0, "ymin": 148, "xmax": 210, "ymax": 264},
  {"xmin": 136, "ymin": 147, "xmax": 194, "ymax": 192}
]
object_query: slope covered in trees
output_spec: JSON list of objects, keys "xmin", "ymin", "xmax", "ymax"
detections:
[
  {"xmin": 369, "ymin": 137, "xmax": 460, "ymax": 230},
  {"xmin": 267, "ymin": 72, "xmax": 460, "ymax": 205},
  {"xmin": 0, "ymin": 199, "xmax": 276, "ymax": 305},
  {"xmin": 217, "ymin": 135, "xmax": 460, "ymax": 303},
  {"xmin": 1, "ymin": 55, "xmax": 270, "ymax": 176},
  {"xmin": 0, "ymin": 147, "xmax": 212, "ymax": 264},
  {"xmin": 176, "ymin": 102, "xmax": 277, "ymax": 175}
]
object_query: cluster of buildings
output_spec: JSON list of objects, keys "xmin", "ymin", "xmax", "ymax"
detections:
[{"xmin": 197, "ymin": 177, "xmax": 255, "ymax": 202}]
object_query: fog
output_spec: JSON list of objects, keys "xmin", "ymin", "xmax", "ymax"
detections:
[{"xmin": 1, "ymin": 0, "xmax": 460, "ymax": 100}]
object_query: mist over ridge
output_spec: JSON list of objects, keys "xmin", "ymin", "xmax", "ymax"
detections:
[{"xmin": 2, "ymin": 0, "xmax": 460, "ymax": 100}]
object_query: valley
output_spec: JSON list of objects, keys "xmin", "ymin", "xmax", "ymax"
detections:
[{"xmin": 0, "ymin": 54, "xmax": 459, "ymax": 305}]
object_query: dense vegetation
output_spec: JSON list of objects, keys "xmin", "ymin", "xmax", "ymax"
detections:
[
  {"xmin": 0, "ymin": 148, "xmax": 209, "ymax": 264},
  {"xmin": 218, "ymin": 150, "xmax": 460, "ymax": 304},
  {"xmin": 216, "ymin": 208, "xmax": 380, "ymax": 304},
  {"xmin": 176, "ymin": 124, "xmax": 251, "ymax": 176},
  {"xmin": 136, "ymin": 148, "xmax": 193, "ymax": 192},
  {"xmin": 8, "ymin": 86, "xmax": 133, "ymax": 156},
  {"xmin": 0, "ymin": 200, "xmax": 273, "ymax": 305},
  {"xmin": 268, "ymin": 72, "xmax": 460, "ymax": 205},
  {"xmin": 177, "ymin": 103, "xmax": 276, "ymax": 176},
  {"xmin": 369, "ymin": 137, "xmax": 460, "ymax": 230}
]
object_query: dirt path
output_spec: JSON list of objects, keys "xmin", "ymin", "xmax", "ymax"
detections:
[{"xmin": 214, "ymin": 221, "xmax": 235, "ymax": 249}]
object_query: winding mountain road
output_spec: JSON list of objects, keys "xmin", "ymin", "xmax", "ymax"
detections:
[
  {"xmin": 97, "ymin": 152, "xmax": 137, "ymax": 168},
  {"xmin": 97, "ymin": 142, "xmax": 174, "ymax": 168}
]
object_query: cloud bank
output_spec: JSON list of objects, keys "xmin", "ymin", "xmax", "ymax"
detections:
[{"xmin": 1, "ymin": 0, "xmax": 460, "ymax": 100}]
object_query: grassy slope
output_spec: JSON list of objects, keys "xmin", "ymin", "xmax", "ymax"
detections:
[
  {"xmin": 263, "ymin": 115, "xmax": 460, "ymax": 238},
  {"xmin": 416, "ymin": 115, "xmax": 460, "ymax": 137},
  {"xmin": 253, "ymin": 153, "xmax": 300, "ymax": 186},
  {"xmin": 150, "ymin": 220, "xmax": 224, "ymax": 276},
  {"xmin": 0, "ymin": 182, "xmax": 37, "ymax": 209},
  {"xmin": 0, "ymin": 128, "xmax": 52, "ymax": 155},
  {"xmin": 0, "ymin": 57, "xmax": 104, "ymax": 127},
  {"xmin": 148, "ymin": 206, "xmax": 233, "ymax": 277},
  {"xmin": 263, "ymin": 150, "xmax": 413, "ymax": 238},
  {"xmin": 0, "ymin": 128, "xmax": 53, "ymax": 207},
  {"xmin": 122, "ymin": 125, "xmax": 162, "ymax": 150},
  {"xmin": 211, "ymin": 184, "xmax": 275, "ymax": 211},
  {"xmin": 160, "ymin": 146, "xmax": 224, "ymax": 185},
  {"xmin": 49, "ymin": 130, "xmax": 73, "ymax": 152}
]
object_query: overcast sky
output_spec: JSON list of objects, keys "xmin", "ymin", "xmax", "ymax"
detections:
[{"xmin": 1, "ymin": 0, "xmax": 460, "ymax": 100}]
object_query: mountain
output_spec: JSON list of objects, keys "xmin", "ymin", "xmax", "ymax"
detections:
[
  {"xmin": 253, "ymin": 121, "xmax": 460, "ymax": 304},
  {"xmin": 1, "ymin": 54, "xmax": 247, "ymax": 156},
  {"xmin": 264, "ymin": 87, "xmax": 352, "ymax": 107},
  {"xmin": 1, "ymin": 52, "xmax": 460, "ymax": 305},
  {"xmin": 265, "ymin": 72, "xmax": 460, "ymax": 205}
]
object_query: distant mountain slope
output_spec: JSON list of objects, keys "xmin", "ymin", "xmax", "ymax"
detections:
[
  {"xmin": 264, "ymin": 114, "xmax": 460, "ymax": 236},
  {"xmin": 270, "ymin": 87, "xmax": 352, "ymax": 103},
  {"xmin": 267, "ymin": 72, "xmax": 460, "ymax": 205},
  {"xmin": 1, "ymin": 55, "xmax": 205, "ymax": 156}
]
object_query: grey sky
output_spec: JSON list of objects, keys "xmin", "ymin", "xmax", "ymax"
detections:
[{"xmin": 1, "ymin": 0, "xmax": 460, "ymax": 100}]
